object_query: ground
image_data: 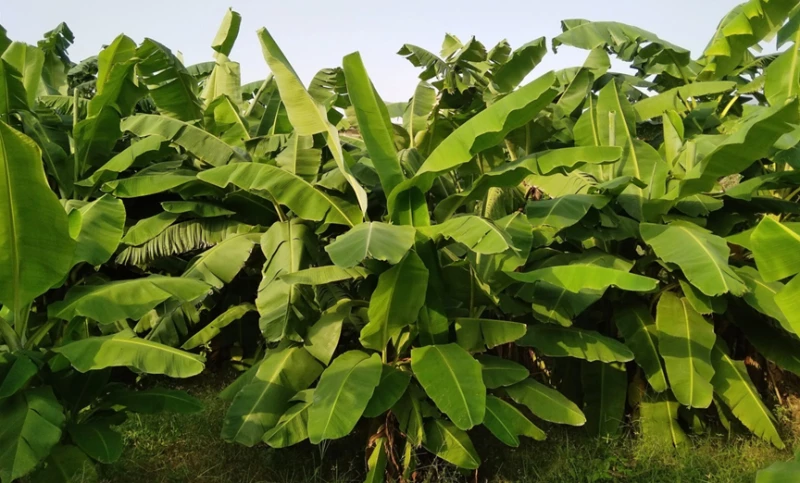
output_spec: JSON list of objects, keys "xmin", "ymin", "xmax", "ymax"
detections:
[{"xmin": 95, "ymin": 370, "xmax": 795, "ymax": 483}]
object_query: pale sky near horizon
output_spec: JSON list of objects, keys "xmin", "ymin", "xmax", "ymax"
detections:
[{"xmin": 4, "ymin": 1, "xmax": 746, "ymax": 101}]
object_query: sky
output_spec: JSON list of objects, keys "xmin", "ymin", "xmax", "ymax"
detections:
[{"xmin": 3, "ymin": 0, "xmax": 746, "ymax": 102}]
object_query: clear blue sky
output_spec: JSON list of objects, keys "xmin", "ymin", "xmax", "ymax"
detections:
[{"xmin": 3, "ymin": 0, "xmax": 745, "ymax": 101}]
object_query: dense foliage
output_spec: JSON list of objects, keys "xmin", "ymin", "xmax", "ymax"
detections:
[{"xmin": 4, "ymin": 1, "xmax": 800, "ymax": 480}]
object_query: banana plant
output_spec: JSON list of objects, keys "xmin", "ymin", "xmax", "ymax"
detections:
[
  {"xmin": 212, "ymin": 3, "xmax": 800, "ymax": 480},
  {"xmin": 5, "ymin": 2, "xmax": 800, "ymax": 482},
  {"xmin": 0, "ymin": 15, "xmax": 261, "ymax": 482}
]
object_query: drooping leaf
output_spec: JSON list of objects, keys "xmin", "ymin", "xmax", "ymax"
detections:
[
  {"xmin": 325, "ymin": 222, "xmax": 416, "ymax": 268},
  {"xmin": 104, "ymin": 387, "xmax": 204, "ymax": 414},
  {"xmin": 122, "ymin": 114, "xmax": 245, "ymax": 167},
  {"xmin": 403, "ymin": 81, "xmax": 436, "ymax": 143},
  {"xmin": 363, "ymin": 365, "xmax": 412, "ymax": 418},
  {"xmin": 0, "ymin": 354, "xmax": 38, "ymax": 399},
  {"xmin": 256, "ymin": 220, "xmax": 315, "ymax": 342},
  {"xmin": 181, "ymin": 303, "xmax": 255, "ymax": 350},
  {"xmin": 711, "ymin": 340, "xmax": 783, "ymax": 449},
  {"xmin": 69, "ymin": 194, "xmax": 126, "ymax": 266},
  {"xmin": 203, "ymin": 94, "xmax": 247, "ymax": 145},
  {"xmin": 505, "ymin": 379, "xmax": 586, "ymax": 426},
  {"xmin": 182, "ymin": 233, "xmax": 259, "ymax": 289},
  {"xmin": 581, "ymin": 362, "xmax": 627, "ymax": 436},
  {"xmin": 280, "ymin": 266, "xmax": 370, "ymax": 285},
  {"xmin": 775, "ymin": 275, "xmax": 800, "ymax": 335},
  {"xmin": 526, "ymin": 194, "xmax": 609, "ymax": 230},
  {"xmin": 198, "ymin": 163, "xmax": 361, "ymax": 226},
  {"xmin": 507, "ymin": 266, "xmax": 657, "ymax": 293},
  {"xmin": 423, "ymin": 419, "xmax": 480, "ymax": 470},
  {"xmin": 28, "ymin": 445, "xmax": 97, "ymax": 483},
  {"xmin": 137, "ymin": 39, "xmax": 203, "ymax": 122},
  {"xmin": 641, "ymin": 221, "xmax": 746, "ymax": 296},
  {"xmin": 365, "ymin": 437, "xmax": 388, "ymax": 483},
  {"xmin": 735, "ymin": 266, "xmax": 793, "ymax": 334},
  {"xmin": 634, "ymin": 82, "xmax": 736, "ymax": 121},
  {"xmin": 361, "ymin": 252, "xmax": 428, "ymax": 350},
  {"xmin": 434, "ymin": 147, "xmax": 621, "ymax": 221},
  {"xmin": 455, "ymin": 318, "xmax": 527, "ymax": 350},
  {"xmin": 54, "ymin": 330, "xmax": 205, "ymax": 378},
  {"xmin": 751, "ymin": 217, "xmax": 800, "ymax": 282},
  {"xmin": 423, "ymin": 216, "xmax": 516, "ymax": 255},
  {"xmin": 478, "ymin": 355, "xmax": 529, "ymax": 389},
  {"xmin": 701, "ymin": 0, "xmax": 797, "ymax": 79},
  {"xmin": 116, "ymin": 219, "xmax": 253, "ymax": 267},
  {"xmin": 308, "ymin": 351, "xmax": 382, "ymax": 443},
  {"xmin": 492, "ymin": 37, "xmax": 547, "ymax": 93},
  {"xmin": 1, "ymin": 42, "xmax": 44, "ymax": 107},
  {"xmin": 679, "ymin": 279, "xmax": 727, "ymax": 316},
  {"xmin": 517, "ymin": 325, "xmax": 633, "ymax": 363},
  {"xmin": 49, "ymin": 276, "xmax": 210, "ymax": 324},
  {"xmin": 102, "ymin": 168, "xmax": 197, "ymax": 198},
  {"xmin": 655, "ymin": 292, "xmax": 715, "ymax": 408},
  {"xmin": 275, "ymin": 133, "xmax": 319, "ymax": 181},
  {"xmin": 222, "ymin": 347, "xmax": 322, "ymax": 446},
  {"xmin": 614, "ymin": 304, "xmax": 668, "ymax": 392},
  {"xmin": 0, "ymin": 60, "xmax": 28, "ymax": 119},
  {"xmin": 263, "ymin": 390, "xmax": 313, "ymax": 448},
  {"xmin": 553, "ymin": 19, "xmax": 690, "ymax": 73},
  {"xmin": 0, "ymin": 387, "xmax": 64, "ymax": 483},
  {"xmin": 304, "ymin": 300, "xmax": 350, "ymax": 365},
  {"xmin": 639, "ymin": 395, "xmax": 687, "ymax": 447},
  {"xmin": 67, "ymin": 420, "xmax": 123, "ymax": 464},
  {"xmin": 677, "ymin": 101, "xmax": 799, "ymax": 195},
  {"xmin": 0, "ymin": 121, "xmax": 75, "ymax": 312},
  {"xmin": 483, "ymin": 395, "xmax": 546, "ymax": 447},
  {"xmin": 78, "ymin": 136, "xmax": 166, "ymax": 188},
  {"xmin": 411, "ymin": 343, "xmax": 485, "ymax": 430},
  {"xmin": 730, "ymin": 306, "xmax": 800, "ymax": 377}
]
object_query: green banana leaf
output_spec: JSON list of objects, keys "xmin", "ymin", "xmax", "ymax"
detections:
[
  {"xmin": 307, "ymin": 351, "xmax": 382, "ymax": 443},
  {"xmin": 581, "ymin": 362, "xmax": 627, "ymax": 436},
  {"xmin": 387, "ymin": 71, "xmax": 558, "ymax": 215},
  {"xmin": 48, "ymin": 276, "xmax": 210, "ymax": 324},
  {"xmin": 137, "ymin": 39, "xmax": 203, "ymax": 122},
  {"xmin": 614, "ymin": 304, "xmax": 668, "ymax": 392},
  {"xmin": 478, "ymin": 355, "xmax": 529, "ymax": 389},
  {"xmin": 0, "ymin": 121, "xmax": 75, "ymax": 313},
  {"xmin": 711, "ymin": 340, "xmax": 784, "ymax": 449},
  {"xmin": 483, "ymin": 395, "xmax": 546, "ymax": 447},
  {"xmin": 423, "ymin": 419, "xmax": 480, "ymax": 470},
  {"xmin": 517, "ymin": 325, "xmax": 634, "ymax": 363},
  {"xmin": 641, "ymin": 221, "xmax": 746, "ymax": 296},
  {"xmin": 325, "ymin": 222, "xmax": 416, "ymax": 268},
  {"xmin": 198, "ymin": 163, "xmax": 361, "ymax": 227},
  {"xmin": 122, "ymin": 114, "xmax": 244, "ymax": 167},
  {"xmin": 342, "ymin": 52, "xmax": 405, "ymax": 196},
  {"xmin": 505, "ymin": 379, "xmax": 586, "ymax": 426},
  {"xmin": 0, "ymin": 387, "xmax": 64, "ymax": 483},
  {"xmin": 54, "ymin": 330, "xmax": 205, "ymax": 378},
  {"xmin": 361, "ymin": 252, "xmax": 428, "ymax": 351},
  {"xmin": 257, "ymin": 28, "xmax": 368, "ymax": 213},
  {"xmin": 411, "ymin": 343, "xmax": 485, "ymax": 430},
  {"xmin": 655, "ymin": 293, "xmax": 715, "ymax": 408},
  {"xmin": 221, "ymin": 347, "xmax": 321, "ymax": 446}
]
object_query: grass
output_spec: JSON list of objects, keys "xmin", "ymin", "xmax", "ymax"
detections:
[{"xmin": 97, "ymin": 371, "xmax": 795, "ymax": 483}]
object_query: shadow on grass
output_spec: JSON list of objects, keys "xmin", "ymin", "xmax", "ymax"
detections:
[{"xmin": 99, "ymin": 370, "xmax": 793, "ymax": 483}]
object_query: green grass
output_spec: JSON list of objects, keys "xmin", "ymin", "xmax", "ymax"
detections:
[{"xmin": 98, "ymin": 372, "xmax": 794, "ymax": 483}]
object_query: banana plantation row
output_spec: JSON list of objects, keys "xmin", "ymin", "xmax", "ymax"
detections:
[{"xmin": 2, "ymin": 1, "xmax": 800, "ymax": 481}]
